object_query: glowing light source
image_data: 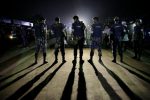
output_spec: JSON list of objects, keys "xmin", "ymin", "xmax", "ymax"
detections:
[
  {"xmin": 132, "ymin": 23, "xmax": 136, "ymax": 27},
  {"xmin": 9, "ymin": 35, "xmax": 13, "ymax": 39}
]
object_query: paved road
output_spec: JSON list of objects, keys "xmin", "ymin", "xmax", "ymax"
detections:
[{"xmin": 0, "ymin": 48, "xmax": 150, "ymax": 100}]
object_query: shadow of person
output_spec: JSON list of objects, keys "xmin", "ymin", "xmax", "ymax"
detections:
[
  {"xmin": 6, "ymin": 61, "xmax": 57, "ymax": 100},
  {"xmin": 88, "ymin": 60, "xmax": 121, "ymax": 100},
  {"xmin": 0, "ymin": 63, "xmax": 48, "ymax": 92},
  {"xmin": 77, "ymin": 60, "xmax": 87, "ymax": 100},
  {"xmin": 0, "ymin": 62, "xmax": 37, "ymax": 83},
  {"xmin": 98, "ymin": 61, "xmax": 141, "ymax": 100},
  {"xmin": 122, "ymin": 62, "xmax": 150, "ymax": 77},
  {"xmin": 61, "ymin": 60, "xmax": 76, "ymax": 100},
  {"xmin": 20, "ymin": 61, "xmax": 66, "ymax": 100},
  {"xmin": 116, "ymin": 62, "xmax": 150, "ymax": 84}
]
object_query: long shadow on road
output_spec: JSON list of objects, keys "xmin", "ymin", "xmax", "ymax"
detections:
[
  {"xmin": 6, "ymin": 61, "xmax": 57, "ymax": 100},
  {"xmin": 20, "ymin": 61, "xmax": 65, "ymax": 100},
  {"xmin": 0, "ymin": 63, "xmax": 36, "ymax": 83},
  {"xmin": 117, "ymin": 62, "xmax": 150, "ymax": 84},
  {"xmin": 77, "ymin": 62, "xmax": 87, "ymax": 100},
  {"xmin": 0, "ymin": 63, "xmax": 47, "ymax": 91},
  {"xmin": 61, "ymin": 62, "xmax": 76, "ymax": 100},
  {"xmin": 88, "ymin": 61, "xmax": 121, "ymax": 100},
  {"xmin": 99, "ymin": 61, "xmax": 142, "ymax": 100},
  {"xmin": 123, "ymin": 62, "xmax": 150, "ymax": 77}
]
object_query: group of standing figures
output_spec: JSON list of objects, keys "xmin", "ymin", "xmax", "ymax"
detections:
[{"xmin": 33, "ymin": 15, "xmax": 144, "ymax": 64}]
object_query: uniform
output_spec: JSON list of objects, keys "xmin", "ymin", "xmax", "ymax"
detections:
[
  {"xmin": 72, "ymin": 21, "xmax": 85, "ymax": 63},
  {"xmin": 88, "ymin": 23, "xmax": 103, "ymax": 62},
  {"xmin": 51, "ymin": 23, "xmax": 66, "ymax": 62},
  {"xmin": 34, "ymin": 22, "xmax": 47, "ymax": 64},
  {"xmin": 110, "ymin": 22, "xmax": 124, "ymax": 62}
]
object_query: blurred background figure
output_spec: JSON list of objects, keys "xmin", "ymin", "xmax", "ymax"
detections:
[
  {"xmin": 122, "ymin": 21, "xmax": 129, "ymax": 52},
  {"xmin": 20, "ymin": 26, "xmax": 28, "ymax": 48},
  {"xmin": 103, "ymin": 25, "xmax": 111, "ymax": 49},
  {"xmin": 132, "ymin": 19, "xmax": 144, "ymax": 61}
]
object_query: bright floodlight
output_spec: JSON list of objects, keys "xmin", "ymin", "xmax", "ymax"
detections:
[
  {"xmin": 9, "ymin": 35, "xmax": 13, "ymax": 39},
  {"xmin": 132, "ymin": 23, "xmax": 136, "ymax": 27}
]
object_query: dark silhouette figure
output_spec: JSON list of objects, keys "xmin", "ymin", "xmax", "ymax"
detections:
[
  {"xmin": 110, "ymin": 17, "xmax": 124, "ymax": 63},
  {"xmin": 51, "ymin": 17, "xmax": 67, "ymax": 63},
  {"xmin": 132, "ymin": 19, "xmax": 144, "ymax": 61},
  {"xmin": 33, "ymin": 16, "xmax": 48, "ymax": 64},
  {"xmin": 72, "ymin": 16, "xmax": 86, "ymax": 64}
]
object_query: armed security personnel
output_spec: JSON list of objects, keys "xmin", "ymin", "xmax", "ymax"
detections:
[
  {"xmin": 110, "ymin": 17, "xmax": 125, "ymax": 63},
  {"xmin": 72, "ymin": 15, "xmax": 86, "ymax": 64},
  {"xmin": 34, "ymin": 16, "xmax": 48, "ymax": 64},
  {"xmin": 132, "ymin": 19, "xmax": 144, "ymax": 61},
  {"xmin": 88, "ymin": 17, "xmax": 103, "ymax": 63},
  {"xmin": 51, "ymin": 17, "xmax": 67, "ymax": 63}
]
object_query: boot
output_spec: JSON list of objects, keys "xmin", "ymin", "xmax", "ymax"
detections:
[
  {"xmin": 112, "ymin": 59, "xmax": 116, "ymax": 63},
  {"xmin": 112, "ymin": 56, "xmax": 116, "ymax": 63},
  {"xmin": 43, "ymin": 53, "xmax": 48, "ymax": 64},
  {"xmin": 112, "ymin": 53, "xmax": 116, "ymax": 63},
  {"xmin": 88, "ymin": 50, "xmax": 94, "ymax": 63},
  {"xmin": 99, "ymin": 56, "xmax": 102, "ymax": 62},
  {"xmin": 54, "ymin": 55, "xmax": 58, "ymax": 63},
  {"xmin": 62, "ymin": 55, "xmax": 66, "ymax": 63}
]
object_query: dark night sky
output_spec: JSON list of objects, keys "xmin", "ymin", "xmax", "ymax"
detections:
[{"xmin": 0, "ymin": 0, "xmax": 149, "ymax": 25}]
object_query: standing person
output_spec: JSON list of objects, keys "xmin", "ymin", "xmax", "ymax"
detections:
[
  {"xmin": 103, "ymin": 25, "xmax": 111, "ymax": 49},
  {"xmin": 88, "ymin": 17, "xmax": 103, "ymax": 63},
  {"xmin": 122, "ymin": 21, "xmax": 129, "ymax": 52},
  {"xmin": 34, "ymin": 16, "xmax": 48, "ymax": 64},
  {"xmin": 132, "ymin": 19, "xmax": 144, "ymax": 60},
  {"xmin": 110, "ymin": 17, "xmax": 125, "ymax": 63},
  {"xmin": 72, "ymin": 15, "xmax": 86, "ymax": 64},
  {"xmin": 51, "ymin": 17, "xmax": 67, "ymax": 63},
  {"xmin": 20, "ymin": 26, "xmax": 28, "ymax": 48}
]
